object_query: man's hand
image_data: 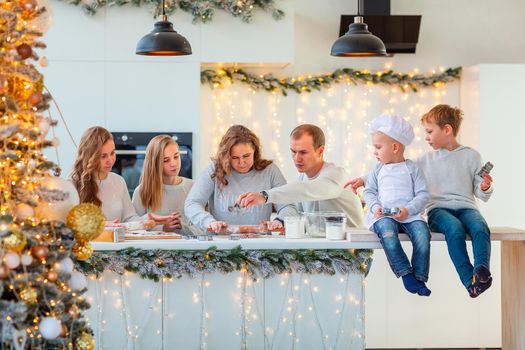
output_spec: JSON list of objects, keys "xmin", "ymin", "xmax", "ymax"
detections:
[
  {"xmin": 208, "ymin": 220, "xmax": 227, "ymax": 233},
  {"xmin": 480, "ymin": 174, "xmax": 493, "ymax": 191},
  {"xmin": 237, "ymin": 192, "xmax": 265, "ymax": 208},
  {"xmin": 374, "ymin": 208, "xmax": 383, "ymax": 218},
  {"xmin": 393, "ymin": 208, "xmax": 409, "ymax": 221},
  {"xmin": 344, "ymin": 177, "xmax": 364, "ymax": 194}
]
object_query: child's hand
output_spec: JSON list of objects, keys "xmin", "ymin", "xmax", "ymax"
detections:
[
  {"xmin": 480, "ymin": 174, "xmax": 493, "ymax": 191},
  {"xmin": 393, "ymin": 208, "xmax": 409, "ymax": 221},
  {"xmin": 374, "ymin": 208, "xmax": 383, "ymax": 218},
  {"xmin": 344, "ymin": 177, "xmax": 364, "ymax": 194}
]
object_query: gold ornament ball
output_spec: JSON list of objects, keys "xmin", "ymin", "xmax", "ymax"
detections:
[
  {"xmin": 73, "ymin": 241, "xmax": 93, "ymax": 261},
  {"xmin": 3, "ymin": 231, "xmax": 27, "ymax": 253},
  {"xmin": 46, "ymin": 270, "xmax": 58, "ymax": 282},
  {"xmin": 66, "ymin": 203, "xmax": 105, "ymax": 242},
  {"xmin": 20, "ymin": 286, "xmax": 38, "ymax": 304},
  {"xmin": 16, "ymin": 43, "xmax": 32, "ymax": 59},
  {"xmin": 0, "ymin": 264, "xmax": 9, "ymax": 279},
  {"xmin": 31, "ymin": 245, "xmax": 49, "ymax": 260},
  {"xmin": 74, "ymin": 332, "xmax": 95, "ymax": 350}
]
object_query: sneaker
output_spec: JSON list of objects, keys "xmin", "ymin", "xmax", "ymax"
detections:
[
  {"xmin": 473, "ymin": 265, "xmax": 491, "ymax": 284},
  {"xmin": 468, "ymin": 277, "xmax": 493, "ymax": 298}
]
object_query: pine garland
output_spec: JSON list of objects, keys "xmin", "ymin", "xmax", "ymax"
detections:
[
  {"xmin": 58, "ymin": 0, "xmax": 285, "ymax": 23},
  {"xmin": 75, "ymin": 246, "xmax": 373, "ymax": 282},
  {"xmin": 201, "ymin": 66, "xmax": 462, "ymax": 96}
]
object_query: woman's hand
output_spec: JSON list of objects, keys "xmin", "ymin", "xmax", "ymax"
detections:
[
  {"xmin": 265, "ymin": 220, "xmax": 283, "ymax": 230},
  {"xmin": 208, "ymin": 220, "xmax": 227, "ymax": 233},
  {"xmin": 374, "ymin": 208, "xmax": 383, "ymax": 218},
  {"xmin": 148, "ymin": 212, "xmax": 182, "ymax": 231},
  {"xmin": 105, "ymin": 219, "xmax": 121, "ymax": 227}
]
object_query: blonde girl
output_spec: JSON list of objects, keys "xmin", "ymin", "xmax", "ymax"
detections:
[{"xmin": 132, "ymin": 135, "xmax": 193, "ymax": 232}]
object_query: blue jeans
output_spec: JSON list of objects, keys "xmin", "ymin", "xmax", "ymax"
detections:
[
  {"xmin": 372, "ymin": 218, "xmax": 431, "ymax": 281},
  {"xmin": 428, "ymin": 208, "xmax": 491, "ymax": 289}
]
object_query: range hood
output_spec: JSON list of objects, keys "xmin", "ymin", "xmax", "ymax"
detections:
[{"xmin": 338, "ymin": 0, "xmax": 421, "ymax": 54}]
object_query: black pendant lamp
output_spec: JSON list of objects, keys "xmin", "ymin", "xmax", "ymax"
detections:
[
  {"xmin": 330, "ymin": 0, "xmax": 387, "ymax": 57},
  {"xmin": 136, "ymin": 0, "xmax": 192, "ymax": 56}
]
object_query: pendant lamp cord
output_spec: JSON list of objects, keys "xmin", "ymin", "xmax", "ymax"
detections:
[
  {"xmin": 161, "ymin": 0, "xmax": 167, "ymax": 21},
  {"xmin": 357, "ymin": 0, "xmax": 360, "ymax": 16}
]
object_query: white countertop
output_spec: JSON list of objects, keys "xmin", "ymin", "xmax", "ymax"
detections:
[
  {"xmin": 92, "ymin": 236, "xmax": 380, "ymax": 251},
  {"xmin": 92, "ymin": 227, "xmax": 525, "ymax": 251}
]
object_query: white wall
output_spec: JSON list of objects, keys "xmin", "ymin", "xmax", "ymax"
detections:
[
  {"xmin": 462, "ymin": 64, "xmax": 525, "ymax": 228},
  {"xmin": 41, "ymin": 0, "xmax": 525, "ymax": 348}
]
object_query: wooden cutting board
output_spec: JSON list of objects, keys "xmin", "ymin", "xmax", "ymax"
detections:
[{"xmin": 125, "ymin": 231, "xmax": 183, "ymax": 240}]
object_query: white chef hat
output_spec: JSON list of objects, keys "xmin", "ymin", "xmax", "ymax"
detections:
[{"xmin": 368, "ymin": 114, "xmax": 415, "ymax": 146}]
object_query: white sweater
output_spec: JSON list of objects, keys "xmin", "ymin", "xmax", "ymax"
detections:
[
  {"xmin": 416, "ymin": 145, "xmax": 493, "ymax": 211},
  {"xmin": 266, "ymin": 162, "xmax": 365, "ymax": 228},
  {"xmin": 98, "ymin": 172, "xmax": 139, "ymax": 222},
  {"xmin": 132, "ymin": 177, "xmax": 197, "ymax": 233}
]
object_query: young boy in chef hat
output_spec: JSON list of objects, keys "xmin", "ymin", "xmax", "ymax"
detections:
[{"xmin": 363, "ymin": 114, "xmax": 432, "ymax": 296}]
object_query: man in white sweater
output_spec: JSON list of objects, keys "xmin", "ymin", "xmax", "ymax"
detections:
[{"xmin": 237, "ymin": 124, "xmax": 364, "ymax": 229}]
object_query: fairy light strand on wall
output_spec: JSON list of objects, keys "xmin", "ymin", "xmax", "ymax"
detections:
[{"xmin": 203, "ymin": 67, "xmax": 454, "ymax": 179}]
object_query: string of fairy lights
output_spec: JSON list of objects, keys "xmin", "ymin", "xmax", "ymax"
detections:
[
  {"xmin": 201, "ymin": 66, "xmax": 455, "ymax": 180},
  {"xmin": 83, "ymin": 271, "xmax": 365, "ymax": 348}
]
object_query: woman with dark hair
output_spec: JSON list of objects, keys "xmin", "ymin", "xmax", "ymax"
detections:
[{"xmin": 184, "ymin": 125, "xmax": 297, "ymax": 232}]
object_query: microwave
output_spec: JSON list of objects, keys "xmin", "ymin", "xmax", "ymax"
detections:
[{"xmin": 111, "ymin": 132, "xmax": 193, "ymax": 198}]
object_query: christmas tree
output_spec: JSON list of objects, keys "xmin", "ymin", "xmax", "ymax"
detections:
[{"xmin": 1, "ymin": 0, "xmax": 104, "ymax": 348}]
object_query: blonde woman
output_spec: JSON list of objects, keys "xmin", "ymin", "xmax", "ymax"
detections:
[
  {"xmin": 132, "ymin": 135, "xmax": 193, "ymax": 232},
  {"xmin": 71, "ymin": 126, "xmax": 140, "ymax": 224},
  {"xmin": 184, "ymin": 125, "xmax": 297, "ymax": 232}
]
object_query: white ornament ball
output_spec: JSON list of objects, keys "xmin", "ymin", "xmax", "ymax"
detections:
[
  {"xmin": 15, "ymin": 203, "xmax": 35, "ymax": 220},
  {"xmin": 39, "ymin": 317, "xmax": 61, "ymax": 340},
  {"xmin": 21, "ymin": 254, "xmax": 33, "ymax": 266},
  {"xmin": 68, "ymin": 271, "xmax": 87, "ymax": 291},
  {"xmin": 57, "ymin": 257, "xmax": 74, "ymax": 274},
  {"xmin": 35, "ymin": 177, "xmax": 79, "ymax": 221},
  {"xmin": 4, "ymin": 252, "xmax": 21, "ymax": 269}
]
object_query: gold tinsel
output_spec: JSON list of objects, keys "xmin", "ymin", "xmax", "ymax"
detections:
[
  {"xmin": 3, "ymin": 230, "xmax": 27, "ymax": 252},
  {"xmin": 74, "ymin": 332, "xmax": 95, "ymax": 350},
  {"xmin": 72, "ymin": 241, "xmax": 93, "ymax": 261},
  {"xmin": 19, "ymin": 286, "xmax": 38, "ymax": 304},
  {"xmin": 66, "ymin": 203, "xmax": 105, "ymax": 242}
]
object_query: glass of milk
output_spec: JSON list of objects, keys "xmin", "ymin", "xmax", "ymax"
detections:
[
  {"xmin": 324, "ymin": 214, "xmax": 346, "ymax": 240},
  {"xmin": 284, "ymin": 216, "xmax": 305, "ymax": 239}
]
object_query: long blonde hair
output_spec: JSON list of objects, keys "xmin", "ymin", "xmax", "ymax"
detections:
[
  {"xmin": 212, "ymin": 125, "xmax": 272, "ymax": 190},
  {"xmin": 71, "ymin": 126, "xmax": 113, "ymax": 206},
  {"xmin": 140, "ymin": 135, "xmax": 179, "ymax": 211}
]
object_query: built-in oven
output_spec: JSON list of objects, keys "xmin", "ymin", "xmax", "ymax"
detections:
[{"xmin": 111, "ymin": 132, "xmax": 192, "ymax": 197}]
